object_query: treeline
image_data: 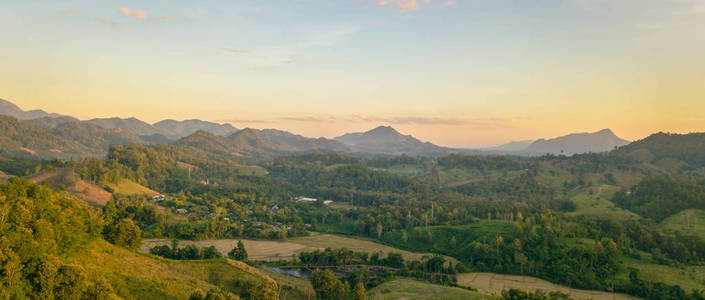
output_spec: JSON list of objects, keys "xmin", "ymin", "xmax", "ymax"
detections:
[
  {"xmin": 149, "ymin": 240, "xmax": 222, "ymax": 260},
  {"xmin": 612, "ymin": 177, "xmax": 705, "ymax": 221},
  {"xmin": 571, "ymin": 215, "xmax": 705, "ymax": 265}
]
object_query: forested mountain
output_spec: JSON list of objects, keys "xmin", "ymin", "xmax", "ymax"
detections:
[
  {"xmin": 522, "ymin": 129, "xmax": 630, "ymax": 156},
  {"xmin": 27, "ymin": 116, "xmax": 81, "ymax": 129},
  {"xmin": 53, "ymin": 122, "xmax": 146, "ymax": 150},
  {"xmin": 153, "ymin": 119, "xmax": 238, "ymax": 140},
  {"xmin": 335, "ymin": 126, "xmax": 456, "ymax": 155},
  {"xmin": 613, "ymin": 132, "xmax": 705, "ymax": 167},
  {"xmin": 259, "ymin": 129, "xmax": 352, "ymax": 153},
  {"xmin": 176, "ymin": 128, "xmax": 353, "ymax": 158},
  {"xmin": 87, "ymin": 117, "xmax": 163, "ymax": 137},
  {"xmin": 0, "ymin": 115, "xmax": 93, "ymax": 158},
  {"xmin": 0, "ymin": 115, "xmax": 151, "ymax": 159},
  {"xmin": 0, "ymin": 98, "xmax": 65, "ymax": 120}
]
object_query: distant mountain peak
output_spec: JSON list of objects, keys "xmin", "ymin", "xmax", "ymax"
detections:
[
  {"xmin": 368, "ymin": 125, "xmax": 399, "ymax": 134},
  {"xmin": 334, "ymin": 125, "xmax": 455, "ymax": 155},
  {"xmin": 522, "ymin": 129, "xmax": 630, "ymax": 156},
  {"xmin": 0, "ymin": 98, "xmax": 65, "ymax": 120},
  {"xmin": 595, "ymin": 128, "xmax": 615, "ymax": 135}
]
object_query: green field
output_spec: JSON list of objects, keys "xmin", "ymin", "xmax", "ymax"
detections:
[
  {"xmin": 568, "ymin": 185, "xmax": 641, "ymax": 219},
  {"xmin": 381, "ymin": 220, "xmax": 516, "ymax": 255},
  {"xmin": 367, "ymin": 279, "xmax": 489, "ymax": 300},
  {"xmin": 621, "ymin": 257, "xmax": 705, "ymax": 293},
  {"xmin": 659, "ymin": 209, "xmax": 705, "ymax": 239},
  {"xmin": 458, "ymin": 273, "xmax": 638, "ymax": 300}
]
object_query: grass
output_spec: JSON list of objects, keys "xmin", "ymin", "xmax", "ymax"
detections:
[
  {"xmin": 107, "ymin": 179, "xmax": 157, "ymax": 196},
  {"xmin": 457, "ymin": 273, "xmax": 638, "ymax": 300},
  {"xmin": 142, "ymin": 233, "xmax": 458, "ymax": 264},
  {"xmin": 27, "ymin": 168, "xmax": 113, "ymax": 207},
  {"xmin": 141, "ymin": 238, "xmax": 318, "ymax": 261},
  {"xmin": 659, "ymin": 209, "xmax": 705, "ymax": 239},
  {"xmin": 367, "ymin": 278, "xmax": 489, "ymax": 300},
  {"xmin": 620, "ymin": 257, "xmax": 705, "ymax": 293},
  {"xmin": 67, "ymin": 239, "xmax": 276, "ymax": 299},
  {"xmin": 567, "ymin": 185, "xmax": 640, "ymax": 219},
  {"xmin": 381, "ymin": 221, "xmax": 516, "ymax": 256},
  {"xmin": 293, "ymin": 233, "xmax": 459, "ymax": 264},
  {"xmin": 260, "ymin": 269, "xmax": 316, "ymax": 300},
  {"xmin": 0, "ymin": 170, "xmax": 10, "ymax": 182}
]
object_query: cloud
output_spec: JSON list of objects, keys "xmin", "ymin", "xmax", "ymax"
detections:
[
  {"xmin": 59, "ymin": 8, "xmax": 79, "ymax": 15},
  {"xmin": 119, "ymin": 7, "xmax": 178, "ymax": 22},
  {"xmin": 377, "ymin": 0, "xmax": 436, "ymax": 12},
  {"xmin": 217, "ymin": 119, "xmax": 271, "ymax": 124},
  {"xmin": 120, "ymin": 7, "xmax": 147, "ymax": 19},
  {"xmin": 350, "ymin": 115, "xmax": 467, "ymax": 125},
  {"xmin": 280, "ymin": 116, "xmax": 338, "ymax": 123},
  {"xmin": 97, "ymin": 18, "xmax": 120, "ymax": 29},
  {"xmin": 222, "ymin": 48, "xmax": 250, "ymax": 54}
]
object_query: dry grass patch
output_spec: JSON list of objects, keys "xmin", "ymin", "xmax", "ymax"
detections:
[
  {"xmin": 457, "ymin": 273, "xmax": 638, "ymax": 300},
  {"xmin": 143, "ymin": 233, "xmax": 458, "ymax": 264},
  {"xmin": 141, "ymin": 239, "xmax": 320, "ymax": 261},
  {"xmin": 292, "ymin": 233, "xmax": 459, "ymax": 264}
]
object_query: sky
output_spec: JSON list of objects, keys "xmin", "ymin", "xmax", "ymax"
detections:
[{"xmin": 1, "ymin": 0, "xmax": 704, "ymax": 148}]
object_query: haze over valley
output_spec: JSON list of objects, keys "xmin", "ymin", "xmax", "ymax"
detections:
[{"xmin": 2, "ymin": 1, "xmax": 705, "ymax": 300}]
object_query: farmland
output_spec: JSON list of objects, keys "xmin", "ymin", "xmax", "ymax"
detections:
[
  {"xmin": 457, "ymin": 273, "xmax": 639, "ymax": 300},
  {"xmin": 142, "ymin": 233, "xmax": 458, "ymax": 263},
  {"xmin": 367, "ymin": 278, "xmax": 488, "ymax": 300}
]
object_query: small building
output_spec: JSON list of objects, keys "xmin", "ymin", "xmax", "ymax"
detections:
[
  {"xmin": 296, "ymin": 196, "xmax": 317, "ymax": 202},
  {"xmin": 323, "ymin": 200, "xmax": 333, "ymax": 205},
  {"xmin": 175, "ymin": 208, "xmax": 188, "ymax": 215}
]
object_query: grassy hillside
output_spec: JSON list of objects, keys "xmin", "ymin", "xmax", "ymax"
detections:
[
  {"xmin": 67, "ymin": 239, "xmax": 277, "ymax": 299},
  {"xmin": 621, "ymin": 256, "xmax": 705, "ymax": 293},
  {"xmin": 659, "ymin": 209, "xmax": 705, "ymax": 239},
  {"xmin": 0, "ymin": 170, "xmax": 9, "ymax": 182},
  {"xmin": 367, "ymin": 278, "xmax": 488, "ymax": 300},
  {"xmin": 27, "ymin": 168, "xmax": 112, "ymax": 207},
  {"xmin": 107, "ymin": 179, "xmax": 157, "ymax": 196},
  {"xmin": 457, "ymin": 273, "xmax": 638, "ymax": 300}
]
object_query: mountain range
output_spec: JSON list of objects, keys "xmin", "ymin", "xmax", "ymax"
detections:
[
  {"xmin": 1, "ymin": 98, "xmax": 634, "ymax": 159},
  {"xmin": 522, "ymin": 129, "xmax": 630, "ymax": 156}
]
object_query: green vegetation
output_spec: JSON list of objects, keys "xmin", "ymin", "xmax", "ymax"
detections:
[
  {"xmin": 659, "ymin": 209, "xmax": 705, "ymax": 239},
  {"xmin": 4, "ymin": 127, "xmax": 705, "ymax": 299},
  {"xmin": 612, "ymin": 177, "xmax": 705, "ymax": 221},
  {"xmin": 366, "ymin": 278, "xmax": 487, "ymax": 300},
  {"xmin": 0, "ymin": 178, "xmax": 278, "ymax": 299}
]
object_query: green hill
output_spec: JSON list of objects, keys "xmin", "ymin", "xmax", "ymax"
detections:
[
  {"xmin": 659, "ymin": 209, "xmax": 705, "ymax": 239},
  {"xmin": 0, "ymin": 178, "xmax": 278, "ymax": 299},
  {"xmin": 613, "ymin": 132, "xmax": 705, "ymax": 168},
  {"xmin": 367, "ymin": 278, "xmax": 487, "ymax": 300}
]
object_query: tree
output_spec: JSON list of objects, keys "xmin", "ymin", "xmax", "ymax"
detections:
[
  {"xmin": 353, "ymin": 282, "xmax": 367, "ymax": 300},
  {"xmin": 104, "ymin": 219, "xmax": 142, "ymax": 250},
  {"xmin": 311, "ymin": 269, "xmax": 348, "ymax": 300},
  {"xmin": 54, "ymin": 264, "xmax": 87, "ymax": 300},
  {"xmin": 228, "ymin": 240, "xmax": 248, "ymax": 261}
]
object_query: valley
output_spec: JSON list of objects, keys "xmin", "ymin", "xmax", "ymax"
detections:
[{"xmin": 2, "ymin": 98, "xmax": 705, "ymax": 300}]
